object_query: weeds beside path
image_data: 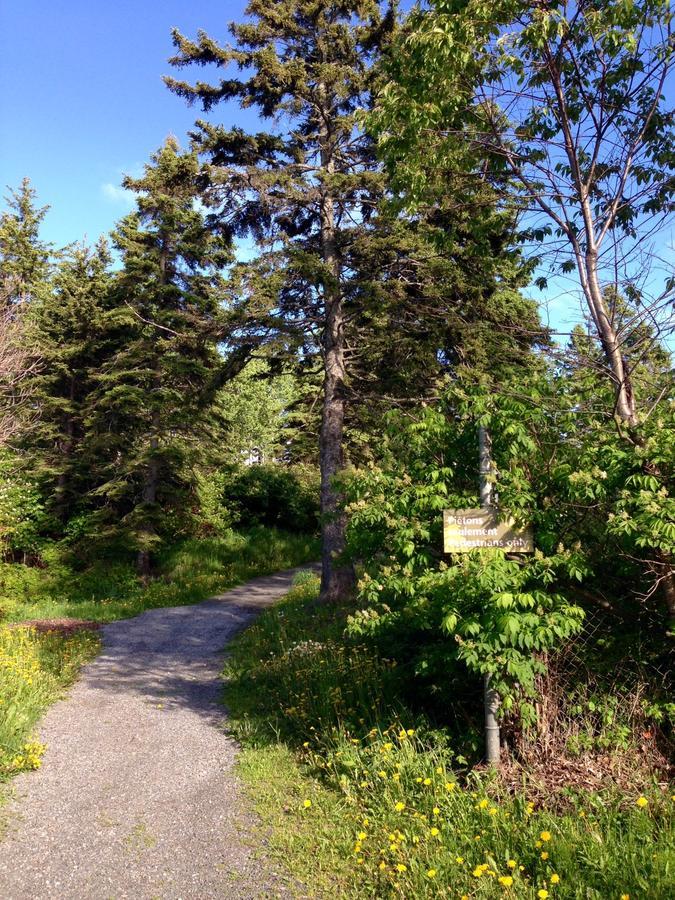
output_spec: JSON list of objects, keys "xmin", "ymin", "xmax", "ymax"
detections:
[
  {"xmin": 226, "ymin": 575, "xmax": 675, "ymax": 899},
  {"xmin": 0, "ymin": 566, "xmax": 313, "ymax": 900}
]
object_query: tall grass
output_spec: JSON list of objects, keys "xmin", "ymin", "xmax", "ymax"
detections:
[{"xmin": 225, "ymin": 575, "xmax": 675, "ymax": 899}]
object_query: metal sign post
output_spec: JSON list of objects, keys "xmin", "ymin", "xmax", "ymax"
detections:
[{"xmin": 442, "ymin": 426, "xmax": 534, "ymax": 768}]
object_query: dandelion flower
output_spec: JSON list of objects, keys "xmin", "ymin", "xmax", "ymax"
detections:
[
  {"xmin": 395, "ymin": 802, "xmax": 405, "ymax": 812},
  {"xmin": 498, "ymin": 875, "xmax": 514, "ymax": 887},
  {"xmin": 550, "ymin": 874, "xmax": 560, "ymax": 884},
  {"xmin": 507, "ymin": 860, "xmax": 517, "ymax": 869},
  {"xmin": 540, "ymin": 831, "xmax": 551, "ymax": 842},
  {"xmin": 430, "ymin": 827, "xmax": 440, "ymax": 837},
  {"xmin": 541, "ymin": 851, "xmax": 549, "ymax": 860},
  {"xmin": 396, "ymin": 863, "xmax": 407, "ymax": 872},
  {"xmin": 446, "ymin": 782, "xmax": 456, "ymax": 791},
  {"xmin": 407, "ymin": 729, "xmax": 415, "ymax": 736},
  {"xmin": 636, "ymin": 796, "xmax": 648, "ymax": 808},
  {"xmin": 303, "ymin": 799, "xmax": 312, "ymax": 809},
  {"xmin": 538, "ymin": 891, "xmax": 549, "ymax": 899},
  {"xmin": 489, "ymin": 807, "xmax": 498, "ymax": 816},
  {"xmin": 358, "ymin": 831, "xmax": 367, "ymax": 841},
  {"xmin": 433, "ymin": 807, "xmax": 440, "ymax": 815},
  {"xmin": 455, "ymin": 856, "xmax": 464, "ymax": 864},
  {"xmin": 426, "ymin": 869, "xmax": 437, "ymax": 878},
  {"xmin": 424, "ymin": 778, "xmax": 432, "ymax": 786}
]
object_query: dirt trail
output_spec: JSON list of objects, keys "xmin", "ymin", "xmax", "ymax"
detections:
[{"xmin": 0, "ymin": 567, "xmax": 311, "ymax": 900}]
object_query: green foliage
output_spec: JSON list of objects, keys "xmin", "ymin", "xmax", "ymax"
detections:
[
  {"xmin": 0, "ymin": 528, "xmax": 319, "ymax": 625},
  {"xmin": 226, "ymin": 576, "xmax": 675, "ymax": 899},
  {"xmin": 342, "ymin": 364, "xmax": 673, "ymax": 717},
  {"xmin": 205, "ymin": 464, "xmax": 320, "ymax": 534},
  {"xmin": 0, "ymin": 178, "xmax": 52, "ymax": 304},
  {"xmin": 213, "ymin": 358, "xmax": 298, "ymax": 464},
  {"xmin": 0, "ymin": 453, "xmax": 46, "ymax": 556},
  {"xmin": 0, "ymin": 626, "xmax": 100, "ymax": 778}
]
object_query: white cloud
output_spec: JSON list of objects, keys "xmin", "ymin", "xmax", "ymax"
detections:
[{"xmin": 101, "ymin": 182, "xmax": 136, "ymax": 207}]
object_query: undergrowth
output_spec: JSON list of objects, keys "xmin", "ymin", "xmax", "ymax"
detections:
[
  {"xmin": 0, "ymin": 625, "xmax": 100, "ymax": 778},
  {"xmin": 225, "ymin": 574, "xmax": 675, "ymax": 899},
  {"xmin": 0, "ymin": 527, "xmax": 319, "ymax": 624},
  {"xmin": 0, "ymin": 526, "xmax": 318, "ymax": 783}
]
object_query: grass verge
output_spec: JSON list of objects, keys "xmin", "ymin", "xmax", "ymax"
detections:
[
  {"xmin": 1, "ymin": 527, "xmax": 319, "ymax": 624},
  {"xmin": 225, "ymin": 573, "xmax": 674, "ymax": 899},
  {"xmin": 0, "ymin": 526, "xmax": 318, "ymax": 782},
  {"xmin": 0, "ymin": 625, "xmax": 100, "ymax": 779}
]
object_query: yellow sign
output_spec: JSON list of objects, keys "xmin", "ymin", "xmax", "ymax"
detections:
[{"xmin": 443, "ymin": 508, "xmax": 533, "ymax": 554}]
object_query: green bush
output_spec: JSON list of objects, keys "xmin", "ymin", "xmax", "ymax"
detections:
[
  {"xmin": 202, "ymin": 464, "xmax": 320, "ymax": 534},
  {"xmin": 225, "ymin": 576, "xmax": 675, "ymax": 899}
]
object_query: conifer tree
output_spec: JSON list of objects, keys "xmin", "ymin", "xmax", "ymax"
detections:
[
  {"xmin": 25, "ymin": 239, "xmax": 112, "ymax": 523},
  {"xmin": 94, "ymin": 139, "xmax": 232, "ymax": 575},
  {"xmin": 0, "ymin": 178, "xmax": 51, "ymax": 306},
  {"xmin": 166, "ymin": 0, "xmax": 397, "ymax": 600}
]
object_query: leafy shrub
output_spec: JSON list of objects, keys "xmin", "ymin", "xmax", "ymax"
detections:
[
  {"xmin": 203, "ymin": 464, "xmax": 320, "ymax": 534},
  {"xmin": 225, "ymin": 577, "xmax": 675, "ymax": 899}
]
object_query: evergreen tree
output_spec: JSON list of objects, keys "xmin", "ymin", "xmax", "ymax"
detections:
[
  {"xmin": 167, "ymin": 2, "xmax": 547, "ymax": 598},
  {"xmin": 0, "ymin": 178, "xmax": 52, "ymax": 306},
  {"xmin": 166, "ymin": 0, "xmax": 397, "ymax": 600},
  {"xmin": 24, "ymin": 239, "xmax": 112, "ymax": 523},
  {"xmin": 93, "ymin": 139, "xmax": 233, "ymax": 575}
]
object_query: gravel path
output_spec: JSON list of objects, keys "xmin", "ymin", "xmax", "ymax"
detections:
[{"xmin": 0, "ymin": 567, "xmax": 312, "ymax": 900}]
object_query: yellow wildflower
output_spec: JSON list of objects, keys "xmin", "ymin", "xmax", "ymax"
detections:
[
  {"xmin": 395, "ymin": 802, "xmax": 405, "ymax": 812},
  {"xmin": 636, "ymin": 796, "xmax": 648, "ymax": 808},
  {"xmin": 540, "ymin": 831, "xmax": 552, "ymax": 842},
  {"xmin": 478, "ymin": 798, "xmax": 489, "ymax": 809},
  {"xmin": 541, "ymin": 851, "xmax": 549, "ymax": 860},
  {"xmin": 396, "ymin": 863, "xmax": 407, "ymax": 872},
  {"xmin": 303, "ymin": 800, "xmax": 312, "ymax": 809},
  {"xmin": 430, "ymin": 827, "xmax": 440, "ymax": 837},
  {"xmin": 432, "ymin": 807, "xmax": 440, "ymax": 815},
  {"xmin": 550, "ymin": 874, "xmax": 560, "ymax": 884},
  {"xmin": 424, "ymin": 778, "xmax": 432, "ymax": 786},
  {"xmin": 357, "ymin": 832, "xmax": 367, "ymax": 841},
  {"xmin": 446, "ymin": 782, "xmax": 456, "ymax": 791},
  {"xmin": 498, "ymin": 875, "xmax": 514, "ymax": 887},
  {"xmin": 538, "ymin": 892, "xmax": 549, "ymax": 899},
  {"xmin": 507, "ymin": 860, "xmax": 517, "ymax": 869},
  {"xmin": 426, "ymin": 869, "xmax": 437, "ymax": 878}
]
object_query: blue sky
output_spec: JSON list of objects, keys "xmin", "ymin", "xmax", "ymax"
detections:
[{"xmin": 0, "ymin": 1, "xmax": 256, "ymax": 249}]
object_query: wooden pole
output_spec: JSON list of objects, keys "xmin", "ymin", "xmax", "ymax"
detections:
[{"xmin": 478, "ymin": 425, "xmax": 501, "ymax": 767}]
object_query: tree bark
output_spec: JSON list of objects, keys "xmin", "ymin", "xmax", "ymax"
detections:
[
  {"xmin": 317, "ymin": 82, "xmax": 354, "ymax": 603},
  {"xmin": 137, "ymin": 430, "xmax": 159, "ymax": 579}
]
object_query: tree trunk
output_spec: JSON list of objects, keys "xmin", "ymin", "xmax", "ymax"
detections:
[
  {"xmin": 55, "ymin": 375, "xmax": 77, "ymax": 522},
  {"xmin": 317, "ymin": 84, "xmax": 354, "ymax": 603},
  {"xmin": 137, "ymin": 434, "xmax": 159, "ymax": 579}
]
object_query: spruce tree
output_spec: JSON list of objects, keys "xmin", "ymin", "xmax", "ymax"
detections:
[
  {"xmin": 0, "ymin": 178, "xmax": 52, "ymax": 306},
  {"xmin": 24, "ymin": 239, "xmax": 112, "ymax": 524},
  {"xmin": 166, "ymin": 0, "xmax": 397, "ymax": 600},
  {"xmin": 93, "ymin": 139, "xmax": 232, "ymax": 575}
]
